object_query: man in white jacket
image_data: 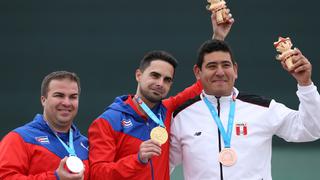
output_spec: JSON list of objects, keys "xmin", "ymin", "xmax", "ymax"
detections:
[{"xmin": 170, "ymin": 39, "xmax": 320, "ymax": 180}]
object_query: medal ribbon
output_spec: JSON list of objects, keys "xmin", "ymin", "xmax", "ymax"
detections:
[
  {"xmin": 54, "ymin": 128, "xmax": 76, "ymax": 156},
  {"xmin": 134, "ymin": 95, "xmax": 165, "ymax": 127},
  {"xmin": 43, "ymin": 116, "xmax": 77, "ymax": 156},
  {"xmin": 203, "ymin": 95, "xmax": 236, "ymax": 148}
]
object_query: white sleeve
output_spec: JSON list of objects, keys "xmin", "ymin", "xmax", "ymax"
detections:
[
  {"xmin": 169, "ymin": 114, "xmax": 182, "ymax": 174},
  {"xmin": 274, "ymin": 83, "xmax": 320, "ymax": 142}
]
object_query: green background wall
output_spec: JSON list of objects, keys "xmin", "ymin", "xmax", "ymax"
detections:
[{"xmin": 1, "ymin": 0, "xmax": 319, "ymax": 179}]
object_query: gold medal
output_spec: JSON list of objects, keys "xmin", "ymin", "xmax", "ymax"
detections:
[
  {"xmin": 66, "ymin": 156, "xmax": 84, "ymax": 173},
  {"xmin": 150, "ymin": 126, "xmax": 168, "ymax": 145},
  {"xmin": 218, "ymin": 148, "xmax": 237, "ymax": 166}
]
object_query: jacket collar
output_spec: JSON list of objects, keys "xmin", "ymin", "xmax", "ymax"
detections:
[
  {"xmin": 32, "ymin": 114, "xmax": 80, "ymax": 138},
  {"xmin": 201, "ymin": 87, "xmax": 239, "ymax": 104}
]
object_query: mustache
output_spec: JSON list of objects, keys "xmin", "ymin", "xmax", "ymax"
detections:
[
  {"xmin": 212, "ymin": 79, "xmax": 227, "ymax": 81},
  {"xmin": 151, "ymin": 87, "xmax": 165, "ymax": 93}
]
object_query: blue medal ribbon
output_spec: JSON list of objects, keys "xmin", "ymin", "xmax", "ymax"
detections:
[
  {"xmin": 134, "ymin": 95, "xmax": 165, "ymax": 127},
  {"xmin": 203, "ymin": 94, "xmax": 236, "ymax": 148},
  {"xmin": 54, "ymin": 128, "xmax": 77, "ymax": 156},
  {"xmin": 44, "ymin": 117, "xmax": 77, "ymax": 156}
]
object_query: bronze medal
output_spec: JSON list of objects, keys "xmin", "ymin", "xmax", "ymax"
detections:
[
  {"xmin": 218, "ymin": 148, "xmax": 237, "ymax": 166},
  {"xmin": 66, "ymin": 156, "xmax": 84, "ymax": 173},
  {"xmin": 150, "ymin": 126, "xmax": 168, "ymax": 145}
]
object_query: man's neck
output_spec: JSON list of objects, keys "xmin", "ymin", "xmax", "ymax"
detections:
[
  {"xmin": 133, "ymin": 95, "xmax": 156, "ymax": 116},
  {"xmin": 203, "ymin": 90, "xmax": 233, "ymax": 98},
  {"xmin": 50, "ymin": 123, "xmax": 71, "ymax": 133},
  {"xmin": 43, "ymin": 116, "xmax": 71, "ymax": 133}
]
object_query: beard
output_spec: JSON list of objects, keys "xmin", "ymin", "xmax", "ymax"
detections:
[{"xmin": 139, "ymin": 87, "xmax": 165, "ymax": 104}]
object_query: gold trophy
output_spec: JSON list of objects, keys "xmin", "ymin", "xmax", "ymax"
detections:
[
  {"xmin": 274, "ymin": 37, "xmax": 295, "ymax": 70},
  {"xmin": 206, "ymin": 0, "xmax": 228, "ymax": 24}
]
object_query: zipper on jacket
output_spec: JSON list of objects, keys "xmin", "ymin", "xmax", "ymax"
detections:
[
  {"xmin": 217, "ymin": 97, "xmax": 224, "ymax": 180},
  {"xmin": 150, "ymin": 159, "xmax": 155, "ymax": 180},
  {"xmin": 145, "ymin": 121, "xmax": 153, "ymax": 133},
  {"xmin": 146, "ymin": 121, "xmax": 150, "ymax": 128},
  {"xmin": 145, "ymin": 121, "xmax": 155, "ymax": 180}
]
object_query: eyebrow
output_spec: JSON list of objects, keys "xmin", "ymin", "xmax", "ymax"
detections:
[
  {"xmin": 150, "ymin": 71, "xmax": 173, "ymax": 80},
  {"xmin": 206, "ymin": 60, "xmax": 232, "ymax": 65},
  {"xmin": 52, "ymin": 92, "xmax": 79, "ymax": 96}
]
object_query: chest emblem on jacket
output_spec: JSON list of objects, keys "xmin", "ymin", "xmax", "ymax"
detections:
[
  {"xmin": 35, "ymin": 136, "xmax": 50, "ymax": 144},
  {"xmin": 235, "ymin": 122, "xmax": 248, "ymax": 136},
  {"xmin": 121, "ymin": 119, "xmax": 133, "ymax": 128}
]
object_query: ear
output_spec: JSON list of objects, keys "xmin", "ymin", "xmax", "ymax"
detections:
[
  {"xmin": 193, "ymin": 65, "xmax": 201, "ymax": 80},
  {"xmin": 40, "ymin": 96, "xmax": 46, "ymax": 106},
  {"xmin": 135, "ymin": 69, "xmax": 142, "ymax": 82},
  {"xmin": 233, "ymin": 63, "xmax": 238, "ymax": 79}
]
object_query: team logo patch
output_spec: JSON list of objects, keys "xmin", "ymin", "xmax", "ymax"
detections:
[
  {"xmin": 235, "ymin": 122, "xmax": 248, "ymax": 136},
  {"xmin": 121, "ymin": 119, "xmax": 133, "ymax": 128},
  {"xmin": 35, "ymin": 136, "xmax": 50, "ymax": 144},
  {"xmin": 194, "ymin": 131, "xmax": 202, "ymax": 136}
]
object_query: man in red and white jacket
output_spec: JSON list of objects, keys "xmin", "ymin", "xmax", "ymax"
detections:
[
  {"xmin": 170, "ymin": 39, "xmax": 320, "ymax": 180},
  {"xmin": 88, "ymin": 50, "xmax": 202, "ymax": 180},
  {"xmin": 0, "ymin": 71, "xmax": 89, "ymax": 180}
]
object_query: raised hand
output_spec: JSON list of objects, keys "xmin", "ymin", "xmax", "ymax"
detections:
[
  {"xmin": 280, "ymin": 48, "xmax": 312, "ymax": 86},
  {"xmin": 211, "ymin": 8, "xmax": 234, "ymax": 41}
]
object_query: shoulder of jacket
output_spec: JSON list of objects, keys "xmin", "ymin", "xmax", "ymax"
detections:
[
  {"xmin": 173, "ymin": 95, "xmax": 202, "ymax": 118},
  {"xmin": 237, "ymin": 92, "xmax": 272, "ymax": 108}
]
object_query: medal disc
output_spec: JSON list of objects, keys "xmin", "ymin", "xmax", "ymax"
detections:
[
  {"xmin": 150, "ymin": 126, "xmax": 168, "ymax": 145},
  {"xmin": 66, "ymin": 156, "xmax": 84, "ymax": 173},
  {"xmin": 218, "ymin": 148, "xmax": 237, "ymax": 166}
]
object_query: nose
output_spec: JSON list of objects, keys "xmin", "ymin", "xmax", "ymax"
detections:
[
  {"xmin": 155, "ymin": 78, "xmax": 165, "ymax": 87},
  {"xmin": 215, "ymin": 66, "xmax": 225, "ymax": 76},
  {"xmin": 61, "ymin": 97, "xmax": 72, "ymax": 106}
]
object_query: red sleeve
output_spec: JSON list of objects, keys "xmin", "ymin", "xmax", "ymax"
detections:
[
  {"xmin": 163, "ymin": 80, "xmax": 202, "ymax": 110},
  {"xmin": 88, "ymin": 118, "xmax": 147, "ymax": 180},
  {"xmin": 0, "ymin": 132, "xmax": 57, "ymax": 180}
]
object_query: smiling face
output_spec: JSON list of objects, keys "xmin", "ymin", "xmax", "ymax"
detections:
[
  {"xmin": 194, "ymin": 51, "xmax": 238, "ymax": 97},
  {"xmin": 41, "ymin": 78, "xmax": 79, "ymax": 132},
  {"xmin": 136, "ymin": 60, "xmax": 174, "ymax": 107}
]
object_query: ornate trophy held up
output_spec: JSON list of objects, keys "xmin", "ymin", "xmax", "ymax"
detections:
[
  {"xmin": 274, "ymin": 37, "xmax": 295, "ymax": 70},
  {"xmin": 206, "ymin": 0, "xmax": 228, "ymax": 24}
]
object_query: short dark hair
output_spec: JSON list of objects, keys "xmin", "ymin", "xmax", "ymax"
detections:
[
  {"xmin": 41, "ymin": 71, "xmax": 81, "ymax": 97},
  {"xmin": 139, "ymin": 50, "xmax": 178, "ymax": 74},
  {"xmin": 197, "ymin": 39, "xmax": 235, "ymax": 68}
]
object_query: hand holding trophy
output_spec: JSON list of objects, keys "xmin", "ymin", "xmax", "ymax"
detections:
[
  {"xmin": 207, "ymin": 0, "xmax": 229, "ymax": 24},
  {"xmin": 274, "ymin": 37, "xmax": 295, "ymax": 70}
]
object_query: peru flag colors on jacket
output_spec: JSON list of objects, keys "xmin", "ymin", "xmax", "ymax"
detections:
[
  {"xmin": 88, "ymin": 81, "xmax": 202, "ymax": 180},
  {"xmin": 0, "ymin": 114, "xmax": 89, "ymax": 180}
]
